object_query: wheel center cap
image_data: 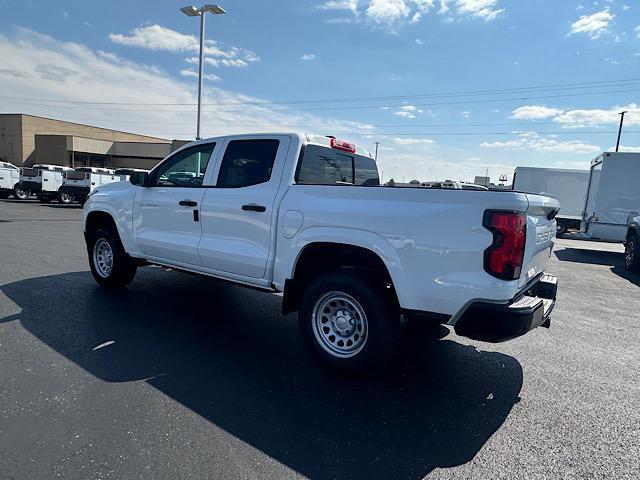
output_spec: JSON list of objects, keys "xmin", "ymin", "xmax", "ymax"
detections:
[{"xmin": 332, "ymin": 310, "xmax": 355, "ymax": 336}]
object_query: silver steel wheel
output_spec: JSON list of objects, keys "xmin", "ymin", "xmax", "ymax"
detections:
[
  {"xmin": 14, "ymin": 187, "xmax": 28, "ymax": 200},
  {"xmin": 93, "ymin": 238, "xmax": 114, "ymax": 278},
  {"xmin": 312, "ymin": 291, "xmax": 368, "ymax": 359},
  {"xmin": 625, "ymin": 239, "xmax": 635, "ymax": 268},
  {"xmin": 60, "ymin": 192, "xmax": 73, "ymax": 204}
]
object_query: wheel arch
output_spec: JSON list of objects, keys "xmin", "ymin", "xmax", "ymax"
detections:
[{"xmin": 282, "ymin": 240, "xmax": 401, "ymax": 315}]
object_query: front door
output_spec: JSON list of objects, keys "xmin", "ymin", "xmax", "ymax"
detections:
[
  {"xmin": 134, "ymin": 142, "xmax": 216, "ymax": 266},
  {"xmin": 198, "ymin": 136, "xmax": 291, "ymax": 279}
]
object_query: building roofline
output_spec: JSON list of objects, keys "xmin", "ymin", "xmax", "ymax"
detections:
[{"xmin": 1, "ymin": 113, "xmax": 169, "ymax": 142}]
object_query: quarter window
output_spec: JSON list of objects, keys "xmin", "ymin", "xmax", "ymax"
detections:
[
  {"xmin": 296, "ymin": 145, "xmax": 379, "ymax": 186},
  {"xmin": 151, "ymin": 143, "xmax": 215, "ymax": 187},
  {"xmin": 217, "ymin": 139, "xmax": 279, "ymax": 188}
]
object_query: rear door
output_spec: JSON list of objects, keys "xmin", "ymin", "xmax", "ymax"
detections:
[
  {"xmin": 134, "ymin": 142, "xmax": 217, "ymax": 266},
  {"xmin": 198, "ymin": 136, "xmax": 291, "ymax": 279}
]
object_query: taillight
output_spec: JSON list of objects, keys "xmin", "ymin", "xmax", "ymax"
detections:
[
  {"xmin": 483, "ymin": 210, "xmax": 527, "ymax": 280},
  {"xmin": 330, "ymin": 138, "xmax": 356, "ymax": 153}
]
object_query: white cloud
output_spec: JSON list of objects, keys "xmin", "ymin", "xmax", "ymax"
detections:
[
  {"xmin": 394, "ymin": 111, "xmax": 416, "ymax": 118},
  {"xmin": 481, "ymin": 133, "xmax": 599, "ymax": 154},
  {"xmin": 610, "ymin": 146, "xmax": 640, "ymax": 153},
  {"xmin": 461, "ymin": 111, "xmax": 470, "ymax": 118},
  {"xmin": 569, "ymin": 9, "xmax": 614, "ymax": 38},
  {"xmin": 511, "ymin": 105, "xmax": 565, "ymax": 119},
  {"xmin": 320, "ymin": 0, "xmax": 359, "ymax": 12},
  {"xmin": 635, "ymin": 25, "xmax": 640, "ymax": 37},
  {"xmin": 109, "ymin": 25, "xmax": 259, "ymax": 66},
  {"xmin": 449, "ymin": 0, "xmax": 504, "ymax": 21},
  {"xmin": 366, "ymin": 0, "xmax": 411, "ymax": 24},
  {"xmin": 300, "ymin": 53, "xmax": 316, "ymax": 61},
  {"xmin": 392, "ymin": 105, "xmax": 424, "ymax": 118},
  {"xmin": 415, "ymin": 38, "xmax": 424, "ymax": 45},
  {"xmin": 392, "ymin": 138, "xmax": 435, "ymax": 145},
  {"xmin": 0, "ymin": 28, "xmax": 371, "ymax": 143},
  {"xmin": 180, "ymin": 69, "xmax": 221, "ymax": 82},
  {"xmin": 553, "ymin": 103, "xmax": 640, "ymax": 127}
]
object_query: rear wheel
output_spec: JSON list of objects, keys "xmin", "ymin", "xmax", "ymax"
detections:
[
  {"xmin": 58, "ymin": 192, "xmax": 74, "ymax": 204},
  {"xmin": 556, "ymin": 221, "xmax": 567, "ymax": 237},
  {"xmin": 13, "ymin": 185, "xmax": 28, "ymax": 200},
  {"xmin": 87, "ymin": 226, "xmax": 137, "ymax": 288},
  {"xmin": 625, "ymin": 234, "xmax": 640, "ymax": 273},
  {"xmin": 299, "ymin": 271, "xmax": 399, "ymax": 375}
]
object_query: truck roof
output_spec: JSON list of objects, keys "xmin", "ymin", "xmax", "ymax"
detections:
[{"xmin": 181, "ymin": 132, "xmax": 374, "ymax": 160}]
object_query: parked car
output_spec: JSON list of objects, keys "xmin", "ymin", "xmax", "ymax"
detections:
[
  {"xmin": 83, "ymin": 133, "xmax": 559, "ymax": 373},
  {"xmin": 59, "ymin": 167, "xmax": 117, "ymax": 205},
  {"xmin": 0, "ymin": 161, "xmax": 21, "ymax": 199},
  {"xmin": 17, "ymin": 164, "xmax": 74, "ymax": 203},
  {"xmin": 624, "ymin": 212, "xmax": 640, "ymax": 272}
]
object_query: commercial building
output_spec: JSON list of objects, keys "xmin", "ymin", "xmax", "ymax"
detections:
[{"xmin": 0, "ymin": 114, "xmax": 188, "ymax": 170}]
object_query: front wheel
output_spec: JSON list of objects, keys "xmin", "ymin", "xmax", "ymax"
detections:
[
  {"xmin": 13, "ymin": 185, "xmax": 29, "ymax": 200},
  {"xmin": 58, "ymin": 192, "xmax": 74, "ymax": 204},
  {"xmin": 299, "ymin": 272, "xmax": 399, "ymax": 375},
  {"xmin": 87, "ymin": 227, "xmax": 137, "ymax": 288},
  {"xmin": 625, "ymin": 235, "xmax": 640, "ymax": 273}
]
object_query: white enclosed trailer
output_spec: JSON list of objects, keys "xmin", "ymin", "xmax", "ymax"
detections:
[
  {"xmin": 0, "ymin": 161, "xmax": 21, "ymax": 199},
  {"xmin": 513, "ymin": 166, "xmax": 590, "ymax": 236},
  {"xmin": 18, "ymin": 164, "xmax": 74, "ymax": 202},
  {"xmin": 582, "ymin": 152, "xmax": 640, "ymax": 242}
]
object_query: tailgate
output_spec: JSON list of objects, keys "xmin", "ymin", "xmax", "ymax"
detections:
[{"xmin": 518, "ymin": 194, "xmax": 560, "ymax": 288}]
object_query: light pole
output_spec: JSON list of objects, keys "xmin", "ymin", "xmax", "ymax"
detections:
[
  {"xmin": 615, "ymin": 110, "xmax": 628, "ymax": 153},
  {"xmin": 180, "ymin": 4, "xmax": 226, "ymax": 139}
]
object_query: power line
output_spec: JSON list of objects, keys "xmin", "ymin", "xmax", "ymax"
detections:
[{"xmin": 0, "ymin": 78, "xmax": 639, "ymax": 106}]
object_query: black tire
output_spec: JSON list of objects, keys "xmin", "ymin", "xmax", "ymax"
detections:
[
  {"xmin": 58, "ymin": 192, "xmax": 74, "ymax": 204},
  {"xmin": 625, "ymin": 234, "xmax": 640, "ymax": 273},
  {"xmin": 87, "ymin": 226, "xmax": 137, "ymax": 288},
  {"xmin": 77, "ymin": 197, "xmax": 87, "ymax": 207},
  {"xmin": 298, "ymin": 271, "xmax": 400, "ymax": 375},
  {"xmin": 13, "ymin": 185, "xmax": 29, "ymax": 200},
  {"xmin": 556, "ymin": 221, "xmax": 567, "ymax": 238}
]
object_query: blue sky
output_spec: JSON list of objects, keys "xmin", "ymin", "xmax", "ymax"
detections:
[{"xmin": 0, "ymin": 0, "xmax": 639, "ymax": 182}]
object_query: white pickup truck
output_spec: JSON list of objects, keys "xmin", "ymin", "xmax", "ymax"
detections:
[
  {"xmin": 83, "ymin": 133, "xmax": 559, "ymax": 373},
  {"xmin": 60, "ymin": 167, "xmax": 119, "ymax": 205},
  {"xmin": 0, "ymin": 161, "xmax": 21, "ymax": 199},
  {"xmin": 18, "ymin": 164, "xmax": 75, "ymax": 202}
]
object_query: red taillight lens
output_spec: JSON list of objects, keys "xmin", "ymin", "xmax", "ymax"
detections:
[
  {"xmin": 483, "ymin": 210, "xmax": 527, "ymax": 280},
  {"xmin": 330, "ymin": 138, "xmax": 356, "ymax": 153}
]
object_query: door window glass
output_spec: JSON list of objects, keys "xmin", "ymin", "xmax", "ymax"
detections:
[
  {"xmin": 217, "ymin": 139, "xmax": 280, "ymax": 188},
  {"xmin": 152, "ymin": 143, "xmax": 215, "ymax": 187}
]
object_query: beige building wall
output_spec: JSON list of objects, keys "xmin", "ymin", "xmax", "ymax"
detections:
[
  {"xmin": 0, "ymin": 114, "xmax": 23, "ymax": 166},
  {"xmin": 18, "ymin": 114, "xmax": 168, "ymax": 166},
  {"xmin": 34, "ymin": 135, "xmax": 69, "ymax": 165}
]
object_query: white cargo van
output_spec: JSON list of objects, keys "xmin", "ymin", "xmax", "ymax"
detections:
[
  {"xmin": 59, "ymin": 167, "xmax": 118, "ymax": 205},
  {"xmin": 0, "ymin": 161, "xmax": 21, "ymax": 199},
  {"xmin": 513, "ymin": 167, "xmax": 590, "ymax": 236},
  {"xmin": 582, "ymin": 152, "xmax": 640, "ymax": 242},
  {"xmin": 18, "ymin": 164, "xmax": 74, "ymax": 202}
]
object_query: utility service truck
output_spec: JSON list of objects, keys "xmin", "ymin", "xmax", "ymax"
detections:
[
  {"xmin": 18, "ymin": 164, "xmax": 74, "ymax": 202},
  {"xmin": 60, "ymin": 167, "xmax": 118, "ymax": 205},
  {"xmin": 582, "ymin": 152, "xmax": 640, "ymax": 243},
  {"xmin": 83, "ymin": 133, "xmax": 559, "ymax": 374},
  {"xmin": 0, "ymin": 161, "xmax": 21, "ymax": 199},
  {"xmin": 512, "ymin": 166, "xmax": 590, "ymax": 237}
]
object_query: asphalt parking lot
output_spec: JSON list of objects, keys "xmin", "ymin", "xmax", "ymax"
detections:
[{"xmin": 0, "ymin": 198, "xmax": 638, "ymax": 480}]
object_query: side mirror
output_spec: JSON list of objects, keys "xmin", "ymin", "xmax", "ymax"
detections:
[{"xmin": 129, "ymin": 171, "xmax": 150, "ymax": 187}]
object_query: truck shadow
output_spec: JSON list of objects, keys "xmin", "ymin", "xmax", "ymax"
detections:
[
  {"xmin": 555, "ymin": 248, "xmax": 640, "ymax": 287},
  {"xmin": 0, "ymin": 270, "xmax": 523, "ymax": 479}
]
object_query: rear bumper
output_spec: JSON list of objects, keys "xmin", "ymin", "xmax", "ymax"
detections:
[
  {"xmin": 20, "ymin": 181, "xmax": 41, "ymax": 192},
  {"xmin": 454, "ymin": 273, "xmax": 557, "ymax": 343},
  {"xmin": 59, "ymin": 185, "xmax": 89, "ymax": 197}
]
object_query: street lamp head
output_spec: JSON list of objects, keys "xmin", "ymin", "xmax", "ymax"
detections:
[
  {"xmin": 180, "ymin": 5, "xmax": 201, "ymax": 16},
  {"xmin": 203, "ymin": 4, "xmax": 226, "ymax": 14}
]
